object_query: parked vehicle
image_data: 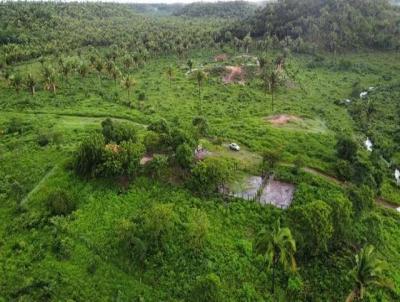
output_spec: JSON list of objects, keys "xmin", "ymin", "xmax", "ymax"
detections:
[{"xmin": 229, "ymin": 143, "xmax": 240, "ymax": 151}]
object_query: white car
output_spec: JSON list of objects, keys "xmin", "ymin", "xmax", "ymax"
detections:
[{"xmin": 229, "ymin": 143, "xmax": 240, "ymax": 151}]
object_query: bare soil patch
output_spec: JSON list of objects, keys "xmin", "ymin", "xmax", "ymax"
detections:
[
  {"xmin": 223, "ymin": 66, "xmax": 245, "ymax": 84},
  {"xmin": 260, "ymin": 180, "xmax": 295, "ymax": 209},
  {"xmin": 140, "ymin": 155, "xmax": 153, "ymax": 165},
  {"xmin": 265, "ymin": 114, "xmax": 302, "ymax": 125},
  {"xmin": 214, "ymin": 54, "xmax": 228, "ymax": 62}
]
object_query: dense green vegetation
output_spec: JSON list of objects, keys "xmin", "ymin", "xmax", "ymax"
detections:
[
  {"xmin": 174, "ymin": 1, "xmax": 257, "ymax": 19},
  {"xmin": 227, "ymin": 0, "xmax": 400, "ymax": 52},
  {"xmin": 0, "ymin": 1, "xmax": 399, "ymax": 301}
]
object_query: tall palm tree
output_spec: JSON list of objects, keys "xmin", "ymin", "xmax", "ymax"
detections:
[
  {"xmin": 42, "ymin": 66, "xmax": 56, "ymax": 94},
  {"xmin": 25, "ymin": 73, "xmax": 37, "ymax": 96},
  {"xmin": 255, "ymin": 220, "xmax": 296, "ymax": 294},
  {"xmin": 346, "ymin": 245, "xmax": 393, "ymax": 302},
  {"xmin": 121, "ymin": 75, "xmax": 136, "ymax": 99},
  {"xmin": 187, "ymin": 59, "xmax": 193, "ymax": 72},
  {"xmin": 77, "ymin": 62, "xmax": 89, "ymax": 78},
  {"xmin": 166, "ymin": 65, "xmax": 174, "ymax": 88},
  {"xmin": 193, "ymin": 70, "xmax": 207, "ymax": 103}
]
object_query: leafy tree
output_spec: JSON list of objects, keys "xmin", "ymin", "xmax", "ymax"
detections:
[
  {"xmin": 261, "ymin": 149, "xmax": 282, "ymax": 177},
  {"xmin": 143, "ymin": 131, "xmax": 161, "ymax": 154},
  {"xmin": 288, "ymin": 200, "xmax": 333, "ymax": 257},
  {"xmin": 189, "ymin": 157, "xmax": 235, "ymax": 196},
  {"xmin": 255, "ymin": 220, "xmax": 296, "ymax": 294},
  {"xmin": 346, "ymin": 245, "xmax": 393, "ymax": 302},
  {"xmin": 336, "ymin": 136, "xmax": 358, "ymax": 162}
]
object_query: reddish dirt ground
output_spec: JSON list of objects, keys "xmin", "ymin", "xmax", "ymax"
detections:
[
  {"xmin": 214, "ymin": 54, "xmax": 228, "ymax": 62},
  {"xmin": 266, "ymin": 114, "xmax": 302, "ymax": 125},
  {"xmin": 223, "ymin": 66, "xmax": 245, "ymax": 84}
]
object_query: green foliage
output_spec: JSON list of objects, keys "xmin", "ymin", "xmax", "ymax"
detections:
[
  {"xmin": 74, "ymin": 132, "xmax": 105, "ymax": 177},
  {"xmin": 101, "ymin": 118, "xmax": 137, "ymax": 144},
  {"xmin": 186, "ymin": 208, "xmax": 209, "ymax": 252},
  {"xmin": 191, "ymin": 273, "xmax": 222, "ymax": 302},
  {"xmin": 288, "ymin": 200, "xmax": 333, "ymax": 257},
  {"xmin": 175, "ymin": 143, "xmax": 194, "ymax": 170},
  {"xmin": 336, "ymin": 136, "xmax": 358, "ymax": 162},
  {"xmin": 46, "ymin": 189, "xmax": 76, "ymax": 216},
  {"xmin": 347, "ymin": 185, "xmax": 375, "ymax": 216},
  {"xmin": 189, "ymin": 157, "xmax": 235, "ymax": 196}
]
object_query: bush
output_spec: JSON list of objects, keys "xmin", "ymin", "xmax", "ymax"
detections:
[
  {"xmin": 37, "ymin": 133, "xmax": 50, "ymax": 147},
  {"xmin": 74, "ymin": 133, "xmax": 105, "ymax": 177},
  {"xmin": 101, "ymin": 118, "xmax": 137, "ymax": 144},
  {"xmin": 191, "ymin": 273, "xmax": 222, "ymax": 302},
  {"xmin": 144, "ymin": 154, "xmax": 169, "ymax": 179},
  {"xmin": 46, "ymin": 189, "xmax": 76, "ymax": 216},
  {"xmin": 186, "ymin": 208, "xmax": 209, "ymax": 252},
  {"xmin": 143, "ymin": 131, "xmax": 161, "ymax": 154},
  {"xmin": 189, "ymin": 157, "xmax": 235, "ymax": 196},
  {"xmin": 347, "ymin": 185, "xmax": 374, "ymax": 216},
  {"xmin": 336, "ymin": 136, "xmax": 358, "ymax": 162},
  {"xmin": 176, "ymin": 143, "xmax": 194, "ymax": 170}
]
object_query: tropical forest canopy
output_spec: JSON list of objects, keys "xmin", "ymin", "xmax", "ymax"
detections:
[{"xmin": 0, "ymin": 1, "xmax": 400, "ymax": 302}]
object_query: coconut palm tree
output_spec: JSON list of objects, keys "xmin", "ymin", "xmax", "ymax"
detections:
[
  {"xmin": 187, "ymin": 59, "xmax": 193, "ymax": 72},
  {"xmin": 193, "ymin": 70, "xmax": 207, "ymax": 102},
  {"xmin": 346, "ymin": 245, "xmax": 393, "ymax": 302},
  {"xmin": 77, "ymin": 62, "xmax": 89, "ymax": 78},
  {"xmin": 25, "ymin": 73, "xmax": 37, "ymax": 96},
  {"xmin": 121, "ymin": 75, "xmax": 136, "ymax": 99},
  {"xmin": 255, "ymin": 220, "xmax": 296, "ymax": 294},
  {"xmin": 166, "ymin": 65, "xmax": 174, "ymax": 88},
  {"xmin": 42, "ymin": 66, "xmax": 57, "ymax": 94}
]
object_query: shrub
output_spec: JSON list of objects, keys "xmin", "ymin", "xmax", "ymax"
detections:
[
  {"xmin": 101, "ymin": 118, "xmax": 137, "ymax": 144},
  {"xmin": 74, "ymin": 133, "xmax": 105, "ymax": 177},
  {"xmin": 288, "ymin": 200, "xmax": 333, "ymax": 257},
  {"xmin": 176, "ymin": 143, "xmax": 194, "ymax": 170},
  {"xmin": 37, "ymin": 133, "xmax": 50, "ymax": 147},
  {"xmin": 191, "ymin": 273, "xmax": 222, "ymax": 302},
  {"xmin": 46, "ymin": 189, "xmax": 76, "ymax": 216},
  {"xmin": 143, "ymin": 131, "xmax": 161, "ymax": 154},
  {"xmin": 144, "ymin": 154, "xmax": 169, "ymax": 179},
  {"xmin": 336, "ymin": 136, "xmax": 358, "ymax": 162},
  {"xmin": 347, "ymin": 185, "xmax": 374, "ymax": 216},
  {"xmin": 186, "ymin": 208, "xmax": 209, "ymax": 251},
  {"xmin": 189, "ymin": 157, "xmax": 235, "ymax": 196}
]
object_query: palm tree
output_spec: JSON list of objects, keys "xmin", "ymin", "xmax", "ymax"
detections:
[
  {"xmin": 121, "ymin": 75, "xmax": 136, "ymax": 99},
  {"xmin": 187, "ymin": 59, "xmax": 193, "ymax": 72},
  {"xmin": 255, "ymin": 220, "xmax": 296, "ymax": 294},
  {"xmin": 25, "ymin": 73, "xmax": 37, "ymax": 96},
  {"xmin": 262, "ymin": 67, "xmax": 281, "ymax": 113},
  {"xmin": 193, "ymin": 70, "xmax": 207, "ymax": 103},
  {"xmin": 243, "ymin": 33, "xmax": 252, "ymax": 54},
  {"xmin": 166, "ymin": 65, "xmax": 174, "ymax": 88},
  {"xmin": 346, "ymin": 245, "xmax": 393, "ymax": 302},
  {"xmin": 77, "ymin": 62, "xmax": 89, "ymax": 78},
  {"xmin": 42, "ymin": 66, "xmax": 56, "ymax": 94},
  {"xmin": 110, "ymin": 66, "xmax": 120, "ymax": 85}
]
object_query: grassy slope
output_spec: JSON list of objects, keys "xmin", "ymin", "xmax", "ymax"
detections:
[{"xmin": 1, "ymin": 50, "xmax": 400, "ymax": 301}]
